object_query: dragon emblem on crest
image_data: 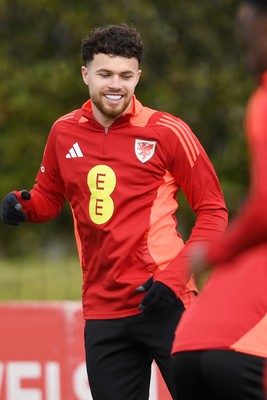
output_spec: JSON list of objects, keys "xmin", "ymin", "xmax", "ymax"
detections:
[{"xmin": 134, "ymin": 139, "xmax": 157, "ymax": 163}]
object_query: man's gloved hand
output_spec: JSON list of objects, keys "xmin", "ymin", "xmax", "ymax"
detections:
[
  {"xmin": 1, "ymin": 190, "xmax": 31, "ymax": 225},
  {"xmin": 136, "ymin": 277, "xmax": 177, "ymax": 318}
]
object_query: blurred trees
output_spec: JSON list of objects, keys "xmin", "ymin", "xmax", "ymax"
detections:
[{"xmin": 0, "ymin": 0, "xmax": 252, "ymax": 257}]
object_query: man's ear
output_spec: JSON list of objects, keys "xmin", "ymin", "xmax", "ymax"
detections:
[
  {"xmin": 136, "ymin": 69, "xmax": 142, "ymax": 85},
  {"xmin": 81, "ymin": 66, "xmax": 89, "ymax": 85}
]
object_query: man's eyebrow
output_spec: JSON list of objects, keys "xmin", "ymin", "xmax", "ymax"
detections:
[
  {"xmin": 96, "ymin": 68, "xmax": 135, "ymax": 74},
  {"xmin": 96, "ymin": 68, "xmax": 111, "ymax": 73}
]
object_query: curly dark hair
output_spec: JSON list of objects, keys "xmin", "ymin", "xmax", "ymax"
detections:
[{"xmin": 81, "ymin": 23, "xmax": 144, "ymax": 66}]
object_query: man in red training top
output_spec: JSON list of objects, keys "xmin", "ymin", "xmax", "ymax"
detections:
[
  {"xmin": 0, "ymin": 24, "xmax": 227, "ymax": 400},
  {"xmin": 172, "ymin": 1, "xmax": 267, "ymax": 399}
]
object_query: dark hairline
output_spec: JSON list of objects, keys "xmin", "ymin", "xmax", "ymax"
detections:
[{"xmin": 81, "ymin": 23, "xmax": 144, "ymax": 66}]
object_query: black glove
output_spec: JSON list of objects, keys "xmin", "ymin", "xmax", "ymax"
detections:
[
  {"xmin": 1, "ymin": 190, "xmax": 31, "ymax": 225},
  {"xmin": 136, "ymin": 277, "xmax": 177, "ymax": 318}
]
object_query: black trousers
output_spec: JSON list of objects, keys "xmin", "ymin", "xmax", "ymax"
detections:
[
  {"xmin": 173, "ymin": 349, "xmax": 267, "ymax": 400},
  {"xmin": 84, "ymin": 299, "xmax": 185, "ymax": 400}
]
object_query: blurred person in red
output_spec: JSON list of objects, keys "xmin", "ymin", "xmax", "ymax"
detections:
[{"xmin": 172, "ymin": 1, "xmax": 267, "ymax": 399}]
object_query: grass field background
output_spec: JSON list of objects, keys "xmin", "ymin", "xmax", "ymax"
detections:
[{"xmin": 0, "ymin": 255, "xmax": 82, "ymax": 301}]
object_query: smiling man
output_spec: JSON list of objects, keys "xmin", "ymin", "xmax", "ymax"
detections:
[
  {"xmin": 81, "ymin": 52, "xmax": 141, "ymax": 125},
  {"xmin": 0, "ymin": 24, "xmax": 227, "ymax": 400}
]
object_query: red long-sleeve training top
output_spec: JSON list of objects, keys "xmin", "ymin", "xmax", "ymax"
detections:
[{"xmin": 16, "ymin": 96, "xmax": 228, "ymax": 319}]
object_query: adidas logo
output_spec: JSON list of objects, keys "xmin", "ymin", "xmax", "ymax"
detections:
[{"xmin": 66, "ymin": 142, "xmax": 84, "ymax": 158}]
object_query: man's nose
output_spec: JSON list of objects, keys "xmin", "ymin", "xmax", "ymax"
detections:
[{"xmin": 108, "ymin": 75, "xmax": 122, "ymax": 89}]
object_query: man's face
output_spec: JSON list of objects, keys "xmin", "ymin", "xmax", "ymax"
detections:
[
  {"xmin": 238, "ymin": 4, "xmax": 267, "ymax": 79},
  {"xmin": 81, "ymin": 53, "xmax": 141, "ymax": 126}
]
